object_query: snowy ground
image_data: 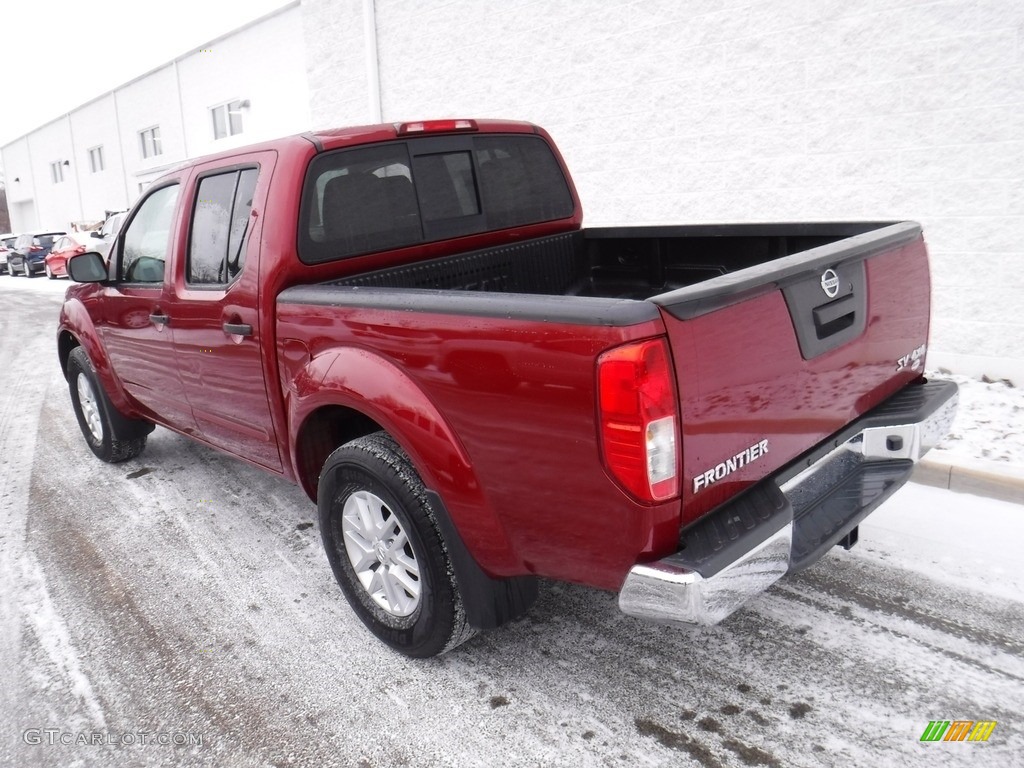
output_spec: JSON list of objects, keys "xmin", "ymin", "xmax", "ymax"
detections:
[
  {"xmin": 925, "ymin": 371, "xmax": 1024, "ymax": 475},
  {"xmin": 1, "ymin": 276, "xmax": 1021, "ymax": 767}
]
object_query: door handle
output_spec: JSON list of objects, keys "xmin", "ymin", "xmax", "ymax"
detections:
[
  {"xmin": 149, "ymin": 312, "xmax": 170, "ymax": 326},
  {"xmin": 223, "ymin": 322, "xmax": 253, "ymax": 336}
]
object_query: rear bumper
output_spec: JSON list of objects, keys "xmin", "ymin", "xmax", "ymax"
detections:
[{"xmin": 618, "ymin": 378, "xmax": 958, "ymax": 626}]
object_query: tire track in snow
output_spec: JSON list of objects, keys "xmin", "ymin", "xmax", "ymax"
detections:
[
  {"xmin": 0, "ymin": 284, "xmax": 100, "ymax": 750},
  {"xmin": 18, "ymin": 553, "xmax": 109, "ymax": 730}
]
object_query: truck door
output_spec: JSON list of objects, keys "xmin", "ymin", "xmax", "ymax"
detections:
[
  {"xmin": 101, "ymin": 179, "xmax": 198, "ymax": 432},
  {"xmin": 167, "ymin": 153, "xmax": 283, "ymax": 471}
]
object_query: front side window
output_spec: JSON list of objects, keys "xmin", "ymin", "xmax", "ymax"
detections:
[
  {"xmin": 298, "ymin": 134, "xmax": 573, "ymax": 264},
  {"xmin": 188, "ymin": 168, "xmax": 258, "ymax": 284},
  {"xmin": 140, "ymin": 126, "xmax": 162, "ymax": 159},
  {"xmin": 211, "ymin": 101, "xmax": 244, "ymax": 140},
  {"xmin": 89, "ymin": 146, "xmax": 105, "ymax": 173},
  {"xmin": 120, "ymin": 184, "xmax": 180, "ymax": 283}
]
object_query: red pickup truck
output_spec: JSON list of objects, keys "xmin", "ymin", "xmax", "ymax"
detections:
[{"xmin": 58, "ymin": 119, "xmax": 957, "ymax": 657}]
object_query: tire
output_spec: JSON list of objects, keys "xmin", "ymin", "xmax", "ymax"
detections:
[
  {"xmin": 8, "ymin": 263, "xmax": 16, "ymax": 277},
  {"xmin": 67, "ymin": 347, "xmax": 149, "ymax": 463},
  {"xmin": 318, "ymin": 431, "xmax": 475, "ymax": 658},
  {"xmin": 23, "ymin": 261, "xmax": 33, "ymax": 278},
  {"xmin": 46, "ymin": 264, "xmax": 55, "ymax": 279}
]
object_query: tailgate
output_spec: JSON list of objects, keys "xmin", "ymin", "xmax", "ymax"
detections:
[{"xmin": 652, "ymin": 223, "xmax": 931, "ymax": 527}]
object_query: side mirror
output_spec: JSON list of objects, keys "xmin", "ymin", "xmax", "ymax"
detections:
[
  {"xmin": 90, "ymin": 230, "xmax": 102, "ymax": 239},
  {"xmin": 68, "ymin": 251, "xmax": 109, "ymax": 283}
]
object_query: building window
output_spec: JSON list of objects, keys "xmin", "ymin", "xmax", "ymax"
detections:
[
  {"xmin": 51, "ymin": 161, "xmax": 65, "ymax": 184},
  {"xmin": 211, "ymin": 101, "xmax": 244, "ymax": 140},
  {"xmin": 88, "ymin": 146, "xmax": 105, "ymax": 173},
  {"xmin": 140, "ymin": 126, "xmax": 162, "ymax": 159}
]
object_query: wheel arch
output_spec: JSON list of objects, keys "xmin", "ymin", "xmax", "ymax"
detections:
[
  {"xmin": 288, "ymin": 347, "xmax": 520, "ymax": 577},
  {"xmin": 57, "ymin": 329, "xmax": 80, "ymax": 379},
  {"xmin": 57, "ymin": 300, "xmax": 142, "ymax": 421}
]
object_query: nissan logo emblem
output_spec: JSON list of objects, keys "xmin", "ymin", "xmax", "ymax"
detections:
[{"xmin": 821, "ymin": 268, "xmax": 840, "ymax": 298}]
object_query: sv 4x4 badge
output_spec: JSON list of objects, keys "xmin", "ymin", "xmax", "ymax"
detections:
[{"xmin": 896, "ymin": 343, "xmax": 926, "ymax": 373}]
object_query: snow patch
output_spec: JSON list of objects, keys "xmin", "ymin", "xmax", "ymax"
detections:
[
  {"xmin": 19, "ymin": 555, "xmax": 107, "ymax": 730},
  {"xmin": 928, "ymin": 371, "xmax": 1024, "ymax": 470}
]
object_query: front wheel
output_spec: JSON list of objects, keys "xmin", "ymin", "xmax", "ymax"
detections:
[
  {"xmin": 318, "ymin": 431, "xmax": 474, "ymax": 657},
  {"xmin": 23, "ymin": 261, "xmax": 32, "ymax": 278},
  {"xmin": 45, "ymin": 264, "xmax": 55, "ymax": 279},
  {"xmin": 67, "ymin": 347, "xmax": 148, "ymax": 462}
]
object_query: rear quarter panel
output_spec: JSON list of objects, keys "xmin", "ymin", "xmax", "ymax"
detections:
[{"xmin": 278, "ymin": 302, "xmax": 679, "ymax": 590}]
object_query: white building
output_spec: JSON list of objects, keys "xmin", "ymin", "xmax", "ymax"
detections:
[
  {"xmin": 4, "ymin": 0, "xmax": 1023, "ymax": 382},
  {"xmin": 2, "ymin": 2, "xmax": 309, "ymax": 229}
]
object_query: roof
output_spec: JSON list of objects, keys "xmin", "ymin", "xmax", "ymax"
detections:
[{"xmin": 145, "ymin": 119, "xmax": 543, "ymax": 185}]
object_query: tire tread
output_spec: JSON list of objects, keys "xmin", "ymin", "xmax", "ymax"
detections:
[{"xmin": 320, "ymin": 431, "xmax": 476, "ymax": 656}]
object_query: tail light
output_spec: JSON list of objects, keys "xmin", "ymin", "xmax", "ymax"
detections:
[{"xmin": 598, "ymin": 338, "xmax": 680, "ymax": 502}]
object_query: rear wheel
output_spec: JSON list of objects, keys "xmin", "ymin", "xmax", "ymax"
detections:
[
  {"xmin": 318, "ymin": 431, "xmax": 474, "ymax": 657},
  {"xmin": 67, "ymin": 347, "xmax": 149, "ymax": 462}
]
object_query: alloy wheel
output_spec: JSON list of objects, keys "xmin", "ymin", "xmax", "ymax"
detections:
[
  {"xmin": 76, "ymin": 373, "xmax": 104, "ymax": 442},
  {"xmin": 341, "ymin": 490, "xmax": 421, "ymax": 617}
]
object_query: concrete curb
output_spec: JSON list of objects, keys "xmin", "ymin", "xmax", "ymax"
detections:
[{"xmin": 912, "ymin": 458, "xmax": 1024, "ymax": 505}]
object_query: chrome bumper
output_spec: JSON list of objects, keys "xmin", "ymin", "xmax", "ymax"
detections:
[{"xmin": 618, "ymin": 380, "xmax": 958, "ymax": 626}]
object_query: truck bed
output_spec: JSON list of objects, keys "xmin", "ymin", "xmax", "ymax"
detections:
[
  {"xmin": 279, "ymin": 219, "xmax": 932, "ymax": 574},
  {"xmin": 320, "ymin": 221, "xmax": 918, "ymax": 318}
]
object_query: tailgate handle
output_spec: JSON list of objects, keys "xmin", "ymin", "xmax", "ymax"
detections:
[{"xmin": 812, "ymin": 294, "xmax": 856, "ymax": 339}]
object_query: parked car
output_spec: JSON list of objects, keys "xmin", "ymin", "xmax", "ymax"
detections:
[
  {"xmin": 8, "ymin": 231, "xmax": 67, "ymax": 277},
  {"xmin": 45, "ymin": 233, "xmax": 92, "ymax": 279},
  {"xmin": 58, "ymin": 119, "xmax": 957, "ymax": 657},
  {"xmin": 0, "ymin": 234, "xmax": 15, "ymax": 274},
  {"xmin": 87, "ymin": 211, "xmax": 127, "ymax": 261}
]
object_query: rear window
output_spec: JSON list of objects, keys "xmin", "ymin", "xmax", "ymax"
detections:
[{"xmin": 299, "ymin": 134, "xmax": 573, "ymax": 264}]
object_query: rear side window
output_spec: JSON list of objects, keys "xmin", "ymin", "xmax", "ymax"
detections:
[
  {"xmin": 188, "ymin": 168, "xmax": 258, "ymax": 285},
  {"xmin": 299, "ymin": 134, "xmax": 573, "ymax": 264}
]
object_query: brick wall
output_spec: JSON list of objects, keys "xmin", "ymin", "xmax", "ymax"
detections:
[
  {"xmin": 303, "ymin": 0, "xmax": 375, "ymax": 129},
  {"xmin": 304, "ymin": 0, "xmax": 1024, "ymax": 381}
]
